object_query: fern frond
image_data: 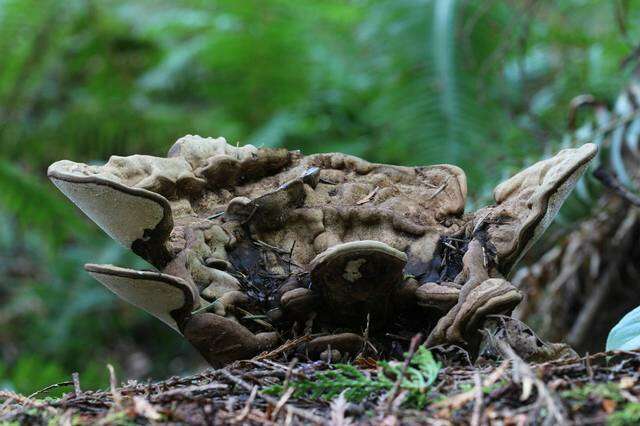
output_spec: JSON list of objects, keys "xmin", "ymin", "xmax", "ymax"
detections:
[{"xmin": 264, "ymin": 346, "xmax": 441, "ymax": 408}]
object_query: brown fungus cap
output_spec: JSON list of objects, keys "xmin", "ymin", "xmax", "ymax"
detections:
[{"xmin": 48, "ymin": 135, "xmax": 597, "ymax": 365}]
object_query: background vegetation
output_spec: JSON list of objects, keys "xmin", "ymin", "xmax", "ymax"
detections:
[{"xmin": 1, "ymin": 0, "xmax": 639, "ymax": 394}]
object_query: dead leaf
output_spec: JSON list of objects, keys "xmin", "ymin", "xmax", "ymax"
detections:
[
  {"xmin": 330, "ymin": 391, "xmax": 353, "ymax": 426},
  {"xmin": 354, "ymin": 357, "xmax": 378, "ymax": 369},
  {"xmin": 133, "ymin": 396, "xmax": 162, "ymax": 421},
  {"xmin": 620, "ymin": 376, "xmax": 635, "ymax": 389},
  {"xmin": 520, "ymin": 377, "xmax": 533, "ymax": 401},
  {"xmin": 602, "ymin": 399, "xmax": 617, "ymax": 414}
]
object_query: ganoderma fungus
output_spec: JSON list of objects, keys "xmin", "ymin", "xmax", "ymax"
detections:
[{"xmin": 48, "ymin": 136, "xmax": 596, "ymax": 366}]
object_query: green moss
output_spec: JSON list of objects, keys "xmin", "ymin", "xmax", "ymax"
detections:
[
  {"xmin": 561, "ymin": 383, "xmax": 624, "ymax": 402},
  {"xmin": 265, "ymin": 346, "xmax": 441, "ymax": 408},
  {"xmin": 608, "ymin": 403, "xmax": 640, "ymax": 426}
]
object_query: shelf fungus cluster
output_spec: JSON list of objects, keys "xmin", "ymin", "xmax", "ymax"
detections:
[{"xmin": 48, "ymin": 136, "xmax": 596, "ymax": 366}]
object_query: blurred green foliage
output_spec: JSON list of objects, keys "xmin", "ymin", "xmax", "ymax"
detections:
[{"xmin": 0, "ymin": 0, "xmax": 638, "ymax": 394}]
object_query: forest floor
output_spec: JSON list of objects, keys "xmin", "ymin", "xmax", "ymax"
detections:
[{"xmin": 2, "ymin": 344, "xmax": 640, "ymax": 425}]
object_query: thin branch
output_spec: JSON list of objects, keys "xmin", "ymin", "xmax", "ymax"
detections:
[
  {"xmin": 386, "ymin": 333, "xmax": 422, "ymax": 412},
  {"xmin": 593, "ymin": 167, "xmax": 640, "ymax": 207},
  {"xmin": 470, "ymin": 370, "xmax": 483, "ymax": 426}
]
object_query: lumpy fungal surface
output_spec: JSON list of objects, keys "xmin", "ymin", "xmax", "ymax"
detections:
[{"xmin": 48, "ymin": 135, "xmax": 597, "ymax": 366}]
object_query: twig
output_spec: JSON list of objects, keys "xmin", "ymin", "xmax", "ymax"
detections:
[
  {"xmin": 72, "ymin": 372, "xmax": 82, "ymax": 396},
  {"xmin": 0, "ymin": 391, "xmax": 35, "ymax": 408},
  {"xmin": 386, "ymin": 333, "xmax": 422, "ymax": 411},
  {"xmin": 253, "ymin": 335, "xmax": 312, "ymax": 361},
  {"xmin": 252, "ymin": 239, "xmax": 290, "ymax": 254},
  {"xmin": 576, "ymin": 108, "xmax": 640, "ymax": 144},
  {"xmin": 150, "ymin": 383, "xmax": 229, "ymax": 401},
  {"xmin": 356, "ymin": 186, "xmax": 379, "ymax": 205},
  {"xmin": 0, "ymin": 391, "xmax": 57, "ymax": 418},
  {"xmin": 593, "ymin": 167, "xmax": 640, "ymax": 207},
  {"xmin": 283, "ymin": 358, "xmax": 298, "ymax": 390},
  {"xmin": 207, "ymin": 211, "xmax": 225, "ymax": 220},
  {"xmin": 497, "ymin": 340, "xmax": 567, "ymax": 425},
  {"xmin": 107, "ymin": 364, "xmax": 122, "ymax": 409},
  {"xmin": 470, "ymin": 371, "xmax": 483, "ymax": 426},
  {"xmin": 319, "ymin": 178, "xmax": 337, "ymax": 185},
  {"xmin": 384, "ymin": 333, "xmax": 411, "ymax": 342},
  {"xmin": 235, "ymin": 306, "xmax": 274, "ymax": 330},
  {"xmin": 252, "ymin": 238, "xmax": 303, "ymax": 270},
  {"xmin": 427, "ymin": 176, "xmax": 450, "ymax": 200},
  {"xmin": 271, "ymin": 387, "xmax": 295, "ymax": 420},
  {"xmin": 234, "ymin": 385, "xmax": 258, "ymax": 423},
  {"xmin": 220, "ymin": 369, "xmax": 325, "ymax": 424},
  {"xmin": 27, "ymin": 381, "xmax": 73, "ymax": 399},
  {"xmin": 585, "ymin": 353, "xmax": 594, "ymax": 381},
  {"xmin": 288, "ymin": 240, "xmax": 296, "ymax": 274},
  {"xmin": 192, "ymin": 298, "xmax": 221, "ymax": 316}
]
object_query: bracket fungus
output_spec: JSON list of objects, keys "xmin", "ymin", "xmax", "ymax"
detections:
[{"xmin": 48, "ymin": 136, "xmax": 597, "ymax": 366}]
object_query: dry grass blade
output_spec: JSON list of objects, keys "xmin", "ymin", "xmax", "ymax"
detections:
[
  {"xmin": 27, "ymin": 380, "xmax": 73, "ymax": 399},
  {"xmin": 253, "ymin": 335, "xmax": 311, "ymax": 361},
  {"xmin": 107, "ymin": 364, "xmax": 122, "ymax": 409},
  {"xmin": 234, "ymin": 385, "xmax": 258, "ymax": 423}
]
